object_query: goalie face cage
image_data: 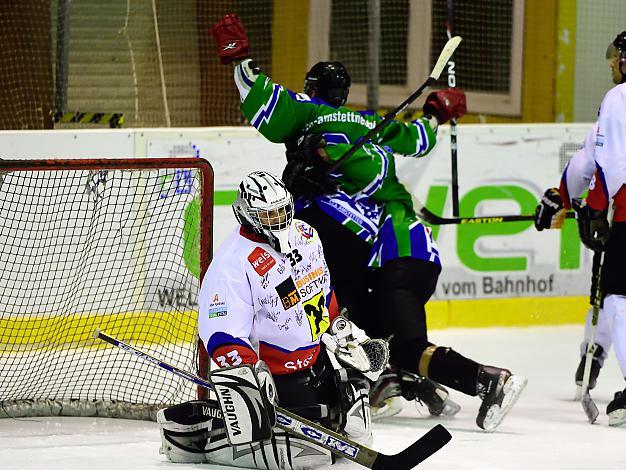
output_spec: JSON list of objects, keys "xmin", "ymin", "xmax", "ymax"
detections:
[{"xmin": 0, "ymin": 158, "xmax": 213, "ymax": 421}]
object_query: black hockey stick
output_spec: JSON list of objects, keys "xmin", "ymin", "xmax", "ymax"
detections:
[
  {"xmin": 580, "ymin": 250, "xmax": 602, "ymax": 424},
  {"xmin": 446, "ymin": 0, "xmax": 460, "ymax": 217},
  {"xmin": 413, "ymin": 197, "xmax": 576, "ymax": 225},
  {"xmin": 326, "ymin": 35, "xmax": 462, "ymax": 175},
  {"xmin": 93, "ymin": 328, "xmax": 451, "ymax": 469},
  {"xmin": 578, "ymin": 200, "xmax": 615, "ymax": 423}
]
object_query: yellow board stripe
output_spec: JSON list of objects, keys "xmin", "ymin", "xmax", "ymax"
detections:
[
  {"xmin": 426, "ymin": 296, "xmax": 588, "ymax": 329},
  {"xmin": 0, "ymin": 296, "xmax": 587, "ymax": 351},
  {"xmin": 0, "ymin": 311, "xmax": 198, "ymax": 351}
]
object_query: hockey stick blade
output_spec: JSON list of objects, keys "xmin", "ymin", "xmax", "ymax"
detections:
[
  {"xmin": 326, "ymin": 36, "xmax": 462, "ymax": 175},
  {"xmin": 93, "ymin": 329, "xmax": 451, "ymax": 469},
  {"xmin": 582, "ymin": 392, "xmax": 599, "ymax": 424},
  {"xmin": 371, "ymin": 424, "xmax": 451, "ymax": 470},
  {"xmin": 430, "ymin": 36, "xmax": 462, "ymax": 81}
]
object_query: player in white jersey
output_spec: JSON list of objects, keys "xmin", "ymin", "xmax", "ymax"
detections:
[
  {"xmin": 535, "ymin": 124, "xmax": 612, "ymax": 395},
  {"xmin": 535, "ymin": 31, "xmax": 626, "ymax": 426},
  {"xmin": 156, "ymin": 171, "xmax": 389, "ymax": 468}
]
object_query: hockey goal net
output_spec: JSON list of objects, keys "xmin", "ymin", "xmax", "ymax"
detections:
[{"xmin": 0, "ymin": 158, "xmax": 213, "ymax": 420}]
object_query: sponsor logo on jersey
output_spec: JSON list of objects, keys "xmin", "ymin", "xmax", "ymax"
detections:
[
  {"xmin": 295, "ymin": 221, "xmax": 314, "ymax": 239},
  {"xmin": 303, "ymin": 291, "xmax": 330, "ymax": 341},
  {"xmin": 208, "ymin": 307, "xmax": 227, "ymax": 319},
  {"xmin": 596, "ymin": 133, "xmax": 604, "ymax": 147},
  {"xmin": 295, "ymin": 267, "xmax": 325, "ymax": 289},
  {"xmin": 248, "ymin": 247, "xmax": 276, "ymax": 276},
  {"xmin": 275, "ymin": 277, "xmax": 301, "ymax": 310}
]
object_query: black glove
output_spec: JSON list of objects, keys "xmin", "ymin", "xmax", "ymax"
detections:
[
  {"xmin": 282, "ymin": 160, "xmax": 337, "ymax": 199},
  {"xmin": 534, "ymin": 188, "xmax": 566, "ymax": 231},
  {"xmin": 283, "ymin": 134, "xmax": 337, "ymax": 199},
  {"xmin": 572, "ymin": 198, "xmax": 610, "ymax": 252}
]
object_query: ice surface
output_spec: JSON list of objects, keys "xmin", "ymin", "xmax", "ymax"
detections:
[{"xmin": 2, "ymin": 325, "xmax": 625, "ymax": 470}]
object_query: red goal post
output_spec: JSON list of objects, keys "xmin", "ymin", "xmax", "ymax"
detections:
[{"xmin": 0, "ymin": 158, "xmax": 213, "ymax": 420}]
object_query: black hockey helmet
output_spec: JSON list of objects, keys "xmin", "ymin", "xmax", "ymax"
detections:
[
  {"xmin": 303, "ymin": 62, "xmax": 351, "ymax": 108},
  {"xmin": 608, "ymin": 30, "xmax": 626, "ymax": 82}
]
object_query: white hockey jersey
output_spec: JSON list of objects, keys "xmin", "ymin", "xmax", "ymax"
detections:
[
  {"xmin": 559, "ymin": 123, "xmax": 598, "ymax": 206},
  {"xmin": 588, "ymin": 82, "xmax": 626, "ymax": 221},
  {"xmin": 198, "ymin": 220, "xmax": 336, "ymax": 375}
]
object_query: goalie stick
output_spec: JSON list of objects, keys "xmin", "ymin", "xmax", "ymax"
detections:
[
  {"xmin": 326, "ymin": 35, "xmax": 462, "ymax": 174},
  {"xmin": 93, "ymin": 328, "xmax": 451, "ymax": 469},
  {"xmin": 413, "ymin": 197, "xmax": 576, "ymax": 225}
]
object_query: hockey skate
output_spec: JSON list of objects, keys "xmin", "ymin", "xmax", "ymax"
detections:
[
  {"xmin": 574, "ymin": 344, "xmax": 604, "ymax": 400},
  {"xmin": 370, "ymin": 367, "xmax": 461, "ymax": 420},
  {"xmin": 476, "ymin": 366, "xmax": 527, "ymax": 432},
  {"xmin": 607, "ymin": 387, "xmax": 626, "ymax": 427}
]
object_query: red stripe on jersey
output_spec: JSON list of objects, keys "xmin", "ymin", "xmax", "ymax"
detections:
[
  {"xmin": 259, "ymin": 342, "xmax": 321, "ymax": 375},
  {"xmin": 328, "ymin": 290, "xmax": 339, "ymax": 321},
  {"xmin": 212, "ymin": 344, "xmax": 258, "ymax": 368},
  {"xmin": 558, "ymin": 179, "xmax": 571, "ymax": 210},
  {"xmin": 587, "ymin": 169, "xmax": 610, "ymax": 212}
]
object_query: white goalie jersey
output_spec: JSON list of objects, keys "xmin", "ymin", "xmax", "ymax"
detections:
[{"xmin": 198, "ymin": 220, "xmax": 337, "ymax": 375}]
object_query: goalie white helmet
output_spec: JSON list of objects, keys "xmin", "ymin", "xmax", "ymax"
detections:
[{"xmin": 233, "ymin": 171, "xmax": 294, "ymax": 253}]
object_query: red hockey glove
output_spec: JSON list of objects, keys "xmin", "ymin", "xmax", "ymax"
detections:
[
  {"xmin": 211, "ymin": 13, "xmax": 249, "ymax": 64},
  {"xmin": 422, "ymin": 88, "xmax": 467, "ymax": 125}
]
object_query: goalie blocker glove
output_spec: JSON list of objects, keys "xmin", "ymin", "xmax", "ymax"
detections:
[
  {"xmin": 212, "ymin": 13, "xmax": 249, "ymax": 64},
  {"xmin": 535, "ymin": 187, "xmax": 567, "ymax": 231}
]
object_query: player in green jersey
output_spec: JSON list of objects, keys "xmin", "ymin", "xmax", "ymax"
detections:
[{"xmin": 212, "ymin": 13, "xmax": 527, "ymax": 431}]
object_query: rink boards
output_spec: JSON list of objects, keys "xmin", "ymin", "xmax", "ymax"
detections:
[{"xmin": 0, "ymin": 124, "xmax": 594, "ymax": 331}]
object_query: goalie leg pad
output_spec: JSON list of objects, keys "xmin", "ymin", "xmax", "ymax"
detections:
[
  {"xmin": 157, "ymin": 400, "xmax": 223, "ymax": 464},
  {"xmin": 210, "ymin": 363, "xmax": 276, "ymax": 445},
  {"xmin": 158, "ymin": 400, "xmax": 333, "ymax": 469}
]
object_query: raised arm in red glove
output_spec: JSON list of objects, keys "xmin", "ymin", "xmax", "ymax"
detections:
[
  {"xmin": 211, "ymin": 13, "xmax": 249, "ymax": 64},
  {"xmin": 422, "ymin": 88, "xmax": 467, "ymax": 125}
]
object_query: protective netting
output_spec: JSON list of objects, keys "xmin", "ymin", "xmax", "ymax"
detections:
[
  {"xmin": 1, "ymin": 1, "xmax": 623, "ymax": 128},
  {"xmin": 0, "ymin": 159, "xmax": 212, "ymax": 419}
]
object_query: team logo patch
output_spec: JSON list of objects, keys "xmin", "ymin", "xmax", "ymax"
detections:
[
  {"xmin": 303, "ymin": 291, "xmax": 330, "ymax": 341},
  {"xmin": 248, "ymin": 247, "xmax": 276, "ymax": 276},
  {"xmin": 275, "ymin": 277, "xmax": 301, "ymax": 310},
  {"xmin": 295, "ymin": 221, "xmax": 314, "ymax": 240}
]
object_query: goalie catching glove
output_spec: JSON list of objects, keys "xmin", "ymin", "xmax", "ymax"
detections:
[{"xmin": 321, "ymin": 315, "xmax": 389, "ymax": 382}]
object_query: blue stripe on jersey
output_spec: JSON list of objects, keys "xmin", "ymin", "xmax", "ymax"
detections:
[
  {"xmin": 251, "ymin": 84, "xmax": 281, "ymax": 128},
  {"xmin": 410, "ymin": 119, "xmax": 429, "ymax": 155},
  {"xmin": 323, "ymin": 132, "xmax": 350, "ymax": 145},
  {"xmin": 206, "ymin": 332, "xmax": 252, "ymax": 356},
  {"xmin": 361, "ymin": 145, "xmax": 388, "ymax": 197},
  {"xmin": 285, "ymin": 89, "xmax": 333, "ymax": 107},
  {"xmin": 259, "ymin": 340, "xmax": 319, "ymax": 354},
  {"xmin": 409, "ymin": 220, "xmax": 441, "ymax": 265},
  {"xmin": 237, "ymin": 63, "xmax": 255, "ymax": 88}
]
